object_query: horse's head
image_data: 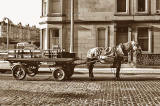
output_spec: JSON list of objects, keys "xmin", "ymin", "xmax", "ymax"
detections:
[{"xmin": 130, "ymin": 41, "xmax": 142, "ymax": 55}]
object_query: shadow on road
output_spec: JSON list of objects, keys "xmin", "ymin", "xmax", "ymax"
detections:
[{"xmin": 68, "ymin": 77, "xmax": 160, "ymax": 82}]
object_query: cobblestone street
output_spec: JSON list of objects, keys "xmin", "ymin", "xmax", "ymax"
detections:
[{"xmin": 0, "ymin": 71, "xmax": 160, "ymax": 105}]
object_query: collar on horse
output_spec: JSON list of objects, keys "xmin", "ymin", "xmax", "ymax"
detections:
[{"xmin": 114, "ymin": 42, "xmax": 131, "ymax": 57}]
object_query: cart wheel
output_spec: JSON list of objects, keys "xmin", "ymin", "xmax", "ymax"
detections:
[
  {"xmin": 12, "ymin": 65, "xmax": 26, "ymax": 80},
  {"xmin": 27, "ymin": 66, "xmax": 38, "ymax": 77},
  {"xmin": 65, "ymin": 66, "xmax": 75, "ymax": 79},
  {"xmin": 27, "ymin": 69, "xmax": 37, "ymax": 77},
  {"xmin": 52, "ymin": 68, "xmax": 65, "ymax": 81}
]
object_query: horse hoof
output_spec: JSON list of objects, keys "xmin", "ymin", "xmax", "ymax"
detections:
[
  {"xmin": 115, "ymin": 77, "xmax": 120, "ymax": 80},
  {"xmin": 110, "ymin": 65, "xmax": 114, "ymax": 68},
  {"xmin": 90, "ymin": 77, "xmax": 95, "ymax": 81}
]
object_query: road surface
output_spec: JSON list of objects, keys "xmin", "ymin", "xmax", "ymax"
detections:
[{"xmin": 1, "ymin": 69, "xmax": 160, "ymax": 105}]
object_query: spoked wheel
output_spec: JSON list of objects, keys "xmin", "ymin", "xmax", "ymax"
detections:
[
  {"xmin": 27, "ymin": 66, "xmax": 38, "ymax": 77},
  {"xmin": 65, "ymin": 65, "xmax": 75, "ymax": 80},
  {"xmin": 52, "ymin": 68, "xmax": 66, "ymax": 81},
  {"xmin": 12, "ymin": 65, "xmax": 26, "ymax": 80}
]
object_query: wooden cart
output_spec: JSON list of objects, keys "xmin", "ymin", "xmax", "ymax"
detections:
[
  {"xmin": 6, "ymin": 57, "xmax": 76, "ymax": 81},
  {"xmin": 5, "ymin": 49, "xmax": 77, "ymax": 81}
]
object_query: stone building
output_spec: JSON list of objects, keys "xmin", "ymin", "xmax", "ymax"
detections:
[
  {"xmin": 40, "ymin": 0, "xmax": 160, "ymax": 65},
  {"xmin": 0, "ymin": 21, "xmax": 40, "ymax": 49}
]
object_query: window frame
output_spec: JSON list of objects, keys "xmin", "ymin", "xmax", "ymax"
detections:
[
  {"xmin": 97, "ymin": 28, "xmax": 106, "ymax": 47},
  {"xmin": 135, "ymin": 0, "xmax": 149, "ymax": 15},
  {"xmin": 137, "ymin": 27, "xmax": 150, "ymax": 53},
  {"xmin": 42, "ymin": 0, "xmax": 47, "ymax": 16},
  {"xmin": 49, "ymin": 28, "xmax": 60, "ymax": 48},
  {"xmin": 115, "ymin": 0, "xmax": 130, "ymax": 15}
]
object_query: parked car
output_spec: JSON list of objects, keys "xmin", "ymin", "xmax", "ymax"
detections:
[{"xmin": 0, "ymin": 61, "xmax": 10, "ymax": 73}]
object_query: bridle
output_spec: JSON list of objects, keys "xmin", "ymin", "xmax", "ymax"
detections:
[{"xmin": 130, "ymin": 42, "xmax": 142, "ymax": 55}]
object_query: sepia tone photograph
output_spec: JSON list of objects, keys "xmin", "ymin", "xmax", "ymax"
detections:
[{"xmin": 0, "ymin": 0, "xmax": 160, "ymax": 105}]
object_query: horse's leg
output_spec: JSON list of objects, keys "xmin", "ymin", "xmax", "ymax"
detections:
[
  {"xmin": 89, "ymin": 63, "xmax": 95, "ymax": 79},
  {"xmin": 112, "ymin": 57, "xmax": 117, "ymax": 68},
  {"xmin": 115, "ymin": 58, "xmax": 122, "ymax": 79},
  {"xmin": 86, "ymin": 58, "xmax": 95, "ymax": 80}
]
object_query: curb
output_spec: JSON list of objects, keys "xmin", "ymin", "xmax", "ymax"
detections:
[{"xmin": 38, "ymin": 67, "xmax": 160, "ymax": 74}]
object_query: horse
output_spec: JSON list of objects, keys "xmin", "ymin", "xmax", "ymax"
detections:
[{"xmin": 86, "ymin": 41, "xmax": 142, "ymax": 80}]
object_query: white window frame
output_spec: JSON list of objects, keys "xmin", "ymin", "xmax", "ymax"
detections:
[
  {"xmin": 42, "ymin": 0, "xmax": 47, "ymax": 16},
  {"xmin": 115, "ymin": 0, "xmax": 129, "ymax": 15},
  {"xmin": 137, "ymin": 27, "xmax": 152, "ymax": 53},
  {"xmin": 49, "ymin": 28, "xmax": 60, "ymax": 48},
  {"xmin": 135, "ymin": 0, "xmax": 149, "ymax": 15}
]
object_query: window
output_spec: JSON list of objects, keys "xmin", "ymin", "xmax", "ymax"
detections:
[
  {"xmin": 50, "ymin": 0, "xmax": 61, "ymax": 13},
  {"xmin": 136, "ymin": 0, "xmax": 148, "ymax": 14},
  {"xmin": 138, "ymin": 0, "xmax": 145, "ymax": 12},
  {"xmin": 42, "ymin": 0, "xmax": 47, "ymax": 16},
  {"xmin": 50, "ymin": 29, "xmax": 59, "ymax": 46},
  {"xmin": 117, "ymin": 0, "xmax": 126, "ymax": 12},
  {"xmin": 116, "ymin": 0, "xmax": 129, "ymax": 14},
  {"xmin": 137, "ymin": 27, "xmax": 148, "ymax": 51},
  {"xmin": 50, "ymin": 29, "xmax": 59, "ymax": 38},
  {"xmin": 97, "ymin": 28, "xmax": 105, "ymax": 47},
  {"xmin": 116, "ymin": 27, "xmax": 128, "ymax": 45},
  {"xmin": 156, "ymin": 0, "xmax": 160, "ymax": 13}
]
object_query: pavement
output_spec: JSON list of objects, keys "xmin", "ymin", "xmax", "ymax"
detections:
[
  {"xmin": 1, "ymin": 60, "xmax": 160, "ymax": 74},
  {"xmin": 39, "ymin": 67, "xmax": 160, "ymax": 74}
]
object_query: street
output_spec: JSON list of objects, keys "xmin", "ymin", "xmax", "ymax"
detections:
[{"xmin": 1, "ymin": 69, "xmax": 160, "ymax": 105}]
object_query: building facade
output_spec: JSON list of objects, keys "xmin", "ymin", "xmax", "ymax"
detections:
[
  {"xmin": 40, "ymin": 0, "xmax": 160, "ymax": 64},
  {"xmin": 0, "ymin": 21, "xmax": 40, "ymax": 50}
]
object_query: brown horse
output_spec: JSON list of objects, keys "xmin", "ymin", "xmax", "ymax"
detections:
[{"xmin": 86, "ymin": 41, "xmax": 142, "ymax": 80}]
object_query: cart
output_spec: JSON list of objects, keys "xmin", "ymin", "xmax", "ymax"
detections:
[{"xmin": 5, "ymin": 49, "xmax": 77, "ymax": 81}]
